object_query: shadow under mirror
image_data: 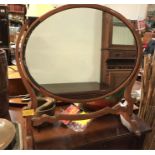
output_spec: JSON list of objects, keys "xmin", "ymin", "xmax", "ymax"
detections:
[{"xmin": 23, "ymin": 7, "xmax": 137, "ymax": 100}]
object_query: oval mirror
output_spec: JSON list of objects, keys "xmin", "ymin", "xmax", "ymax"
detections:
[{"xmin": 20, "ymin": 4, "xmax": 141, "ymax": 102}]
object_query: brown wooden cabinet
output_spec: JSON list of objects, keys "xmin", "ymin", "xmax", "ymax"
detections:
[
  {"xmin": 31, "ymin": 114, "xmax": 150, "ymax": 149},
  {"xmin": 8, "ymin": 65, "xmax": 27, "ymax": 96},
  {"xmin": 9, "ymin": 106, "xmax": 150, "ymax": 150},
  {"xmin": 101, "ymin": 13, "xmax": 137, "ymax": 88}
]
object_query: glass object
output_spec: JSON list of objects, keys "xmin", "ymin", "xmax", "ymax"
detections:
[
  {"xmin": 23, "ymin": 8, "xmax": 137, "ymax": 100},
  {"xmin": 112, "ymin": 17, "xmax": 135, "ymax": 45}
]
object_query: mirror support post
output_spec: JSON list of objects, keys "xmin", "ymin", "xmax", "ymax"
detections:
[{"xmin": 121, "ymin": 70, "xmax": 141, "ymax": 135}]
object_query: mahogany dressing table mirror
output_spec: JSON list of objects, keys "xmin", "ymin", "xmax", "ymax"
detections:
[{"xmin": 16, "ymin": 4, "xmax": 142, "ymax": 148}]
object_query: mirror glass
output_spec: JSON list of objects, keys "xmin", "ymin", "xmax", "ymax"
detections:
[
  {"xmin": 112, "ymin": 17, "xmax": 135, "ymax": 45},
  {"xmin": 24, "ymin": 8, "xmax": 137, "ymax": 99}
]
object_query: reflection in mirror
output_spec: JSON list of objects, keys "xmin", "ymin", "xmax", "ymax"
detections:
[
  {"xmin": 112, "ymin": 17, "xmax": 135, "ymax": 45},
  {"xmin": 24, "ymin": 8, "xmax": 137, "ymax": 99}
]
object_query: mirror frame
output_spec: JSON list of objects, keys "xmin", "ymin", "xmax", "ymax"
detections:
[{"xmin": 16, "ymin": 4, "xmax": 142, "ymax": 103}]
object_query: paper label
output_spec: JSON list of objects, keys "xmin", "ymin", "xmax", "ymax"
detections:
[{"xmin": 22, "ymin": 109, "xmax": 35, "ymax": 116}]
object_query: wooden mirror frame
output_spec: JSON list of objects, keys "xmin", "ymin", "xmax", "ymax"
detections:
[
  {"xmin": 18, "ymin": 4, "xmax": 142, "ymax": 103},
  {"xmin": 16, "ymin": 4, "xmax": 142, "ymax": 142}
]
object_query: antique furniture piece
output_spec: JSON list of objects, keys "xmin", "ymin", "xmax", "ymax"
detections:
[
  {"xmin": 0, "ymin": 49, "xmax": 10, "ymax": 120},
  {"xmin": 8, "ymin": 65, "xmax": 27, "ymax": 96},
  {"xmin": 16, "ymin": 4, "xmax": 144, "ymax": 149},
  {"xmin": 101, "ymin": 14, "xmax": 138, "ymax": 88},
  {"xmin": 0, "ymin": 49, "xmax": 17, "ymax": 149},
  {"xmin": 32, "ymin": 115, "xmax": 150, "ymax": 149}
]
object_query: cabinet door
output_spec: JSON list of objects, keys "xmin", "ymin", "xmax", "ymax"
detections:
[{"xmin": 108, "ymin": 70, "xmax": 132, "ymax": 88}]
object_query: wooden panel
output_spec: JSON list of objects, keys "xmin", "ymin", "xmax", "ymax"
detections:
[
  {"xmin": 109, "ymin": 50, "xmax": 137, "ymax": 59},
  {"xmin": 100, "ymin": 12, "xmax": 112, "ymax": 84},
  {"xmin": 8, "ymin": 65, "xmax": 27, "ymax": 96},
  {"xmin": 42, "ymin": 82, "xmax": 109, "ymax": 99},
  {"xmin": 107, "ymin": 70, "xmax": 132, "ymax": 88},
  {"xmin": 42, "ymin": 82, "xmax": 109, "ymax": 94},
  {"xmin": 8, "ymin": 4, "xmax": 26, "ymax": 14},
  {"xmin": 31, "ymin": 114, "xmax": 151, "ymax": 149},
  {"xmin": 101, "ymin": 13, "xmax": 137, "ymax": 86},
  {"xmin": 8, "ymin": 79, "xmax": 27, "ymax": 96}
]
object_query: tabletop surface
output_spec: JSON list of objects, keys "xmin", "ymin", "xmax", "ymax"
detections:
[
  {"xmin": 8, "ymin": 65, "xmax": 21, "ymax": 79},
  {"xmin": 32, "ymin": 113, "xmax": 151, "ymax": 149}
]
